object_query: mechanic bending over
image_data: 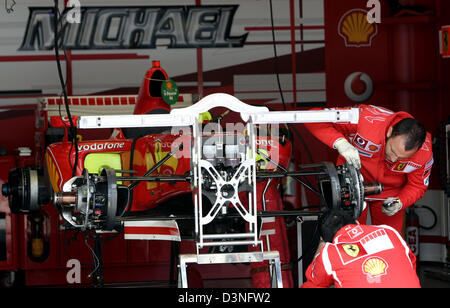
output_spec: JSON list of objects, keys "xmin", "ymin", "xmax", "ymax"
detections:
[
  {"xmin": 304, "ymin": 104, "xmax": 433, "ymax": 235},
  {"xmin": 301, "ymin": 209, "xmax": 421, "ymax": 288}
]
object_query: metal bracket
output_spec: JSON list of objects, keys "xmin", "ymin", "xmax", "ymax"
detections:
[
  {"xmin": 297, "ymin": 215, "xmax": 319, "ymax": 287},
  {"xmin": 178, "ymin": 251, "xmax": 283, "ymax": 288}
]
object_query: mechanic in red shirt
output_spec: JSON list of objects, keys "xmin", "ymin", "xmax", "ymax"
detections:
[
  {"xmin": 301, "ymin": 209, "xmax": 421, "ymax": 288},
  {"xmin": 304, "ymin": 105, "xmax": 433, "ymax": 234}
]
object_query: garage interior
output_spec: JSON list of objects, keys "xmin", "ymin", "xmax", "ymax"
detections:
[{"xmin": 0, "ymin": 0, "xmax": 449, "ymax": 289}]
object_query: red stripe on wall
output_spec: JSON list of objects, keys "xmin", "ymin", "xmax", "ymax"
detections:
[
  {"xmin": 0, "ymin": 53, "xmax": 149, "ymax": 62},
  {"xmin": 244, "ymin": 40, "xmax": 325, "ymax": 45},
  {"xmin": 245, "ymin": 26, "xmax": 325, "ymax": 31},
  {"xmin": 235, "ymin": 89, "xmax": 326, "ymax": 94},
  {"xmin": 419, "ymin": 235, "xmax": 448, "ymax": 245}
]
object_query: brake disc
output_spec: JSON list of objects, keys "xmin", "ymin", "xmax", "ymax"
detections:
[
  {"xmin": 318, "ymin": 162, "xmax": 368, "ymax": 219},
  {"xmin": 100, "ymin": 168, "xmax": 118, "ymax": 231},
  {"xmin": 341, "ymin": 162, "xmax": 365, "ymax": 219}
]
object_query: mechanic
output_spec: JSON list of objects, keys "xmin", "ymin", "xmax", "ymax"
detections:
[
  {"xmin": 301, "ymin": 209, "xmax": 421, "ymax": 288},
  {"xmin": 304, "ymin": 104, "xmax": 433, "ymax": 234}
]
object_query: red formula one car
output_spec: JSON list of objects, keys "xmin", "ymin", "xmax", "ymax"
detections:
[{"xmin": 2, "ymin": 61, "xmax": 381, "ymax": 287}]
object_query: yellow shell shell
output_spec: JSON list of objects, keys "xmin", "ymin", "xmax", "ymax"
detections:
[
  {"xmin": 340, "ymin": 11, "xmax": 376, "ymax": 44},
  {"xmin": 363, "ymin": 257, "xmax": 387, "ymax": 276}
]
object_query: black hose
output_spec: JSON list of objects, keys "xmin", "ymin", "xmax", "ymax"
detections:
[
  {"xmin": 53, "ymin": 0, "xmax": 78, "ymax": 177},
  {"xmin": 413, "ymin": 204, "xmax": 438, "ymax": 230}
]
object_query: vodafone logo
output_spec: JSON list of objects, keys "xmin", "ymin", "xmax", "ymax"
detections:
[
  {"xmin": 355, "ymin": 136, "xmax": 368, "ymax": 148},
  {"xmin": 344, "ymin": 72, "xmax": 374, "ymax": 102},
  {"xmin": 77, "ymin": 142, "xmax": 125, "ymax": 152}
]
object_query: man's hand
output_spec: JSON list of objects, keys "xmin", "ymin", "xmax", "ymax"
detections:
[
  {"xmin": 334, "ymin": 138, "xmax": 361, "ymax": 169},
  {"xmin": 382, "ymin": 197, "xmax": 403, "ymax": 216}
]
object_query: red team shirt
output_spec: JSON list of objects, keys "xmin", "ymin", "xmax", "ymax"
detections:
[
  {"xmin": 301, "ymin": 224, "xmax": 421, "ymax": 288},
  {"xmin": 305, "ymin": 105, "xmax": 434, "ymax": 232}
]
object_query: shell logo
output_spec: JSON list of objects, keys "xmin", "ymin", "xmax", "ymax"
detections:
[
  {"xmin": 368, "ymin": 144, "xmax": 379, "ymax": 151},
  {"xmin": 338, "ymin": 9, "xmax": 378, "ymax": 47},
  {"xmin": 362, "ymin": 257, "xmax": 388, "ymax": 278}
]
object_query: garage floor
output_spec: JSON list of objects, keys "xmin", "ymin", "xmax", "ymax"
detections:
[{"xmin": 418, "ymin": 262, "xmax": 450, "ymax": 288}]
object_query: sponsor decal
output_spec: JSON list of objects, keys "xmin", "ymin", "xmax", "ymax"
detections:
[
  {"xmin": 362, "ymin": 257, "xmax": 388, "ymax": 282},
  {"xmin": 441, "ymin": 25, "xmax": 450, "ymax": 58},
  {"xmin": 19, "ymin": 5, "xmax": 248, "ymax": 51},
  {"xmin": 391, "ymin": 161, "xmax": 422, "ymax": 173},
  {"xmin": 354, "ymin": 134, "xmax": 368, "ymax": 148},
  {"xmin": 352, "ymin": 133, "xmax": 381, "ymax": 153},
  {"xmin": 344, "ymin": 72, "xmax": 374, "ymax": 102},
  {"xmin": 424, "ymin": 174, "xmax": 430, "ymax": 186},
  {"xmin": 360, "ymin": 229, "xmax": 394, "ymax": 254},
  {"xmin": 365, "ymin": 116, "xmax": 387, "ymax": 124},
  {"xmin": 367, "ymin": 105, "xmax": 394, "ymax": 115},
  {"xmin": 406, "ymin": 226, "xmax": 419, "ymax": 256},
  {"xmin": 421, "ymin": 141, "xmax": 430, "ymax": 151},
  {"xmin": 396, "ymin": 162, "xmax": 407, "ymax": 171},
  {"xmin": 124, "ymin": 220, "xmax": 181, "ymax": 241},
  {"xmin": 367, "ymin": 144, "xmax": 380, "ymax": 152},
  {"xmin": 422, "ymin": 168, "xmax": 431, "ymax": 179},
  {"xmin": 337, "ymin": 242, "xmax": 368, "ymax": 265},
  {"xmin": 337, "ymin": 228, "xmax": 394, "ymax": 265},
  {"xmin": 77, "ymin": 142, "xmax": 125, "ymax": 152},
  {"xmin": 154, "ymin": 140, "xmax": 178, "ymax": 174},
  {"xmin": 161, "ymin": 79, "xmax": 179, "ymax": 105},
  {"xmin": 45, "ymin": 150, "xmax": 62, "ymax": 192},
  {"xmin": 347, "ymin": 225, "xmax": 363, "ymax": 239},
  {"xmin": 357, "ymin": 149, "xmax": 373, "ymax": 158},
  {"xmin": 405, "ymin": 162, "xmax": 421, "ymax": 173},
  {"xmin": 425, "ymin": 157, "xmax": 434, "ymax": 170},
  {"xmin": 342, "ymin": 244, "xmax": 360, "ymax": 257},
  {"xmin": 338, "ymin": 9, "xmax": 378, "ymax": 47}
]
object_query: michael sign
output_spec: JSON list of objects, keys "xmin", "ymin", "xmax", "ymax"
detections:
[{"xmin": 19, "ymin": 5, "xmax": 248, "ymax": 50}]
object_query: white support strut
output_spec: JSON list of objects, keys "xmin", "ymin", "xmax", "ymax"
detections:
[{"xmin": 78, "ymin": 93, "xmax": 359, "ymax": 129}]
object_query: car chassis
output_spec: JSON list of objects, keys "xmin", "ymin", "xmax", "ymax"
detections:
[{"xmin": 3, "ymin": 93, "xmax": 383, "ymax": 287}]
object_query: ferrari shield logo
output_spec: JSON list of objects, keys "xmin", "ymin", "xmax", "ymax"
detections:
[
  {"xmin": 396, "ymin": 162, "xmax": 407, "ymax": 171},
  {"xmin": 441, "ymin": 26, "xmax": 450, "ymax": 58},
  {"xmin": 343, "ymin": 244, "xmax": 360, "ymax": 257},
  {"xmin": 444, "ymin": 30, "xmax": 449, "ymax": 54}
]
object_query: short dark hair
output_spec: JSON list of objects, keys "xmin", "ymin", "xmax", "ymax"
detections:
[
  {"xmin": 319, "ymin": 209, "xmax": 356, "ymax": 243},
  {"xmin": 391, "ymin": 118, "xmax": 426, "ymax": 151}
]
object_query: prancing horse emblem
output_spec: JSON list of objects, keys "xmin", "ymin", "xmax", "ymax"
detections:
[{"xmin": 343, "ymin": 244, "xmax": 360, "ymax": 257}]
